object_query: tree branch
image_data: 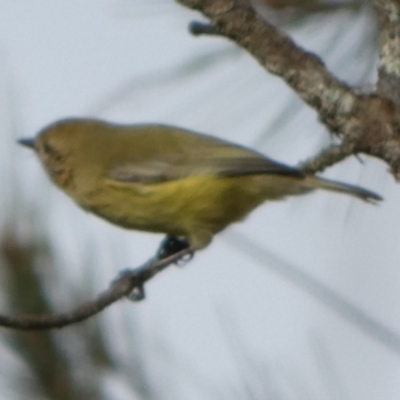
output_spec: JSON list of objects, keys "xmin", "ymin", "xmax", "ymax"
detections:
[
  {"xmin": 300, "ymin": 140, "xmax": 357, "ymax": 174},
  {"xmin": 374, "ymin": 0, "xmax": 400, "ymax": 104},
  {"xmin": 0, "ymin": 248, "xmax": 193, "ymax": 330},
  {"xmin": 178, "ymin": 0, "xmax": 400, "ymax": 179},
  {"xmin": 179, "ymin": 0, "xmax": 357, "ymax": 134}
]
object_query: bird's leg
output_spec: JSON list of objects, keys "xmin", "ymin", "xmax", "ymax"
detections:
[
  {"xmin": 156, "ymin": 235, "xmax": 194, "ymax": 265},
  {"xmin": 114, "ymin": 236, "xmax": 194, "ymax": 302}
]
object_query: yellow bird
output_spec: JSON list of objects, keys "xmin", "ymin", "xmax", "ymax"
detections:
[{"xmin": 19, "ymin": 119, "xmax": 381, "ymax": 255}]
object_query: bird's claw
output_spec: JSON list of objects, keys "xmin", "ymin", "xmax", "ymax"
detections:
[
  {"xmin": 112, "ymin": 268, "xmax": 146, "ymax": 302},
  {"xmin": 127, "ymin": 284, "xmax": 145, "ymax": 301},
  {"xmin": 175, "ymin": 251, "xmax": 194, "ymax": 266},
  {"xmin": 157, "ymin": 235, "xmax": 191, "ymax": 262}
]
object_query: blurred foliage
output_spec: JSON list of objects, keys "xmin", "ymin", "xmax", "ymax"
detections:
[{"xmin": 0, "ymin": 225, "xmax": 112, "ymax": 400}]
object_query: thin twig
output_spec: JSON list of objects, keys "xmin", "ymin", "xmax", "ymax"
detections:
[
  {"xmin": 300, "ymin": 141, "xmax": 356, "ymax": 174},
  {"xmin": 0, "ymin": 247, "xmax": 194, "ymax": 330}
]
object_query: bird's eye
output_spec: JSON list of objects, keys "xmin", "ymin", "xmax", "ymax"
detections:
[
  {"xmin": 43, "ymin": 143, "xmax": 53, "ymax": 154},
  {"xmin": 41, "ymin": 141, "xmax": 64, "ymax": 162}
]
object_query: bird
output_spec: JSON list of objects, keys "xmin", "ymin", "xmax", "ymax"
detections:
[{"xmin": 18, "ymin": 118, "xmax": 382, "ymax": 257}]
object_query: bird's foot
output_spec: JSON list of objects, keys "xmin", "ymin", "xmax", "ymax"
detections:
[
  {"xmin": 156, "ymin": 235, "xmax": 194, "ymax": 265},
  {"xmin": 113, "ymin": 238, "xmax": 195, "ymax": 302}
]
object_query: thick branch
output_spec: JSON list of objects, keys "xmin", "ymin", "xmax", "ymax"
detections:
[
  {"xmin": 178, "ymin": 0, "xmax": 357, "ymax": 133},
  {"xmin": 374, "ymin": 0, "xmax": 400, "ymax": 104},
  {"xmin": 0, "ymin": 248, "xmax": 193, "ymax": 330},
  {"xmin": 178, "ymin": 0, "xmax": 400, "ymax": 178}
]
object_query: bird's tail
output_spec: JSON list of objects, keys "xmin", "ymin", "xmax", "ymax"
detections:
[{"xmin": 302, "ymin": 175, "xmax": 383, "ymax": 204}]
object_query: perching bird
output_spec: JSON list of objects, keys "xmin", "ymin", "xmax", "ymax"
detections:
[{"xmin": 19, "ymin": 118, "xmax": 382, "ymax": 255}]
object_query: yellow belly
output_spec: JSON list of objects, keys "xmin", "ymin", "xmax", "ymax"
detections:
[
  {"xmin": 73, "ymin": 174, "xmax": 305, "ymax": 249},
  {"xmin": 77, "ymin": 175, "xmax": 260, "ymax": 247}
]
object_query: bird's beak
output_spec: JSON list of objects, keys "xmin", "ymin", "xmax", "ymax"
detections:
[{"xmin": 17, "ymin": 138, "xmax": 36, "ymax": 150}]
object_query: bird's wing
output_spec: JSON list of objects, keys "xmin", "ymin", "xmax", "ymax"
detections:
[
  {"xmin": 108, "ymin": 149, "xmax": 302, "ymax": 184},
  {"xmin": 107, "ymin": 126, "xmax": 303, "ymax": 184}
]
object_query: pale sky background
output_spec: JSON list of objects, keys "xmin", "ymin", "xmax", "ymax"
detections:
[{"xmin": 0, "ymin": 1, "xmax": 399, "ymax": 399}]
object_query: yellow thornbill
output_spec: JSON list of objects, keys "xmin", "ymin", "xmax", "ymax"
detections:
[{"xmin": 19, "ymin": 119, "xmax": 382, "ymax": 256}]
